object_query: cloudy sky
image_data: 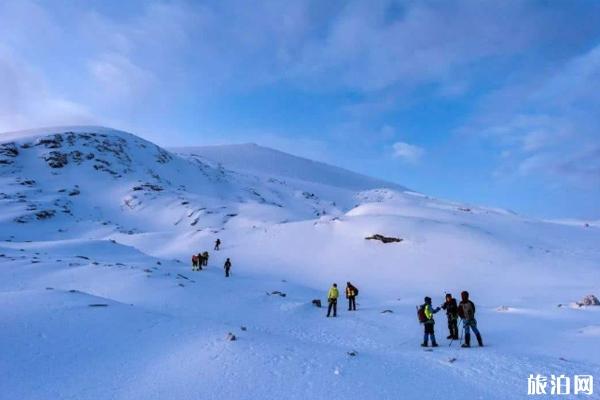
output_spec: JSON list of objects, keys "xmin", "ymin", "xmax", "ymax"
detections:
[{"xmin": 1, "ymin": 0, "xmax": 599, "ymax": 219}]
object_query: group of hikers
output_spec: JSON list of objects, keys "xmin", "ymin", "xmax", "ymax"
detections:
[
  {"xmin": 190, "ymin": 241, "xmax": 483, "ymax": 348},
  {"xmin": 191, "ymin": 251, "xmax": 209, "ymax": 271},
  {"xmin": 190, "ymin": 239, "xmax": 232, "ymax": 277},
  {"xmin": 418, "ymin": 291, "xmax": 483, "ymax": 348},
  {"xmin": 325, "ymin": 282, "xmax": 359, "ymax": 317},
  {"xmin": 326, "ymin": 282, "xmax": 483, "ymax": 348}
]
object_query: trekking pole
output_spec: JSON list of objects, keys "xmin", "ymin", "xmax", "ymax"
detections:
[{"xmin": 459, "ymin": 318, "xmax": 464, "ymax": 347}]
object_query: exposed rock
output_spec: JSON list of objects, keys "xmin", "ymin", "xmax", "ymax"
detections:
[
  {"xmin": 155, "ymin": 147, "xmax": 173, "ymax": 164},
  {"xmin": 132, "ymin": 183, "xmax": 164, "ymax": 192},
  {"xmin": 35, "ymin": 210, "xmax": 56, "ymax": 220},
  {"xmin": 271, "ymin": 290, "xmax": 287, "ymax": 297},
  {"xmin": 36, "ymin": 134, "xmax": 64, "ymax": 148},
  {"xmin": 226, "ymin": 332, "xmax": 237, "ymax": 341},
  {"xmin": 577, "ymin": 294, "xmax": 600, "ymax": 306},
  {"xmin": 365, "ymin": 234, "xmax": 403, "ymax": 244},
  {"xmin": 0, "ymin": 142, "xmax": 19, "ymax": 157},
  {"xmin": 88, "ymin": 304, "xmax": 109, "ymax": 307},
  {"xmin": 312, "ymin": 299, "xmax": 322, "ymax": 308},
  {"xmin": 347, "ymin": 351, "xmax": 358, "ymax": 357},
  {"xmin": 44, "ymin": 151, "xmax": 68, "ymax": 168},
  {"xmin": 381, "ymin": 309, "xmax": 394, "ymax": 314}
]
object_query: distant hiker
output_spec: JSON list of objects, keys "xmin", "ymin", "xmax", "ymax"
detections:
[
  {"xmin": 197, "ymin": 253, "xmax": 204, "ymax": 271},
  {"xmin": 346, "ymin": 282, "xmax": 358, "ymax": 311},
  {"xmin": 214, "ymin": 239, "xmax": 221, "ymax": 251},
  {"xmin": 326, "ymin": 283, "xmax": 339, "ymax": 317},
  {"xmin": 441, "ymin": 293, "xmax": 459, "ymax": 340},
  {"xmin": 457, "ymin": 290, "xmax": 483, "ymax": 348},
  {"xmin": 202, "ymin": 251, "xmax": 209, "ymax": 266},
  {"xmin": 191, "ymin": 254, "xmax": 198, "ymax": 271},
  {"xmin": 419, "ymin": 296, "xmax": 440, "ymax": 347},
  {"xmin": 224, "ymin": 258, "xmax": 232, "ymax": 277}
]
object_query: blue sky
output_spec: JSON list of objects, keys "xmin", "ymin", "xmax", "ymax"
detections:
[{"xmin": 1, "ymin": 0, "xmax": 599, "ymax": 219}]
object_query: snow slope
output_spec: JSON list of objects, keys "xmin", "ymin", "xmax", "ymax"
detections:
[{"xmin": 1, "ymin": 127, "xmax": 599, "ymax": 399}]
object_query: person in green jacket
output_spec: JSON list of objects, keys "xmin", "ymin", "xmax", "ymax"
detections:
[
  {"xmin": 326, "ymin": 283, "xmax": 339, "ymax": 317},
  {"xmin": 421, "ymin": 296, "xmax": 441, "ymax": 347}
]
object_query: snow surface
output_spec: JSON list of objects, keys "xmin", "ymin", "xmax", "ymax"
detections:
[{"xmin": 1, "ymin": 126, "xmax": 599, "ymax": 399}]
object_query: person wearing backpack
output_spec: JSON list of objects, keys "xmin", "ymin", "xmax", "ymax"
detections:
[
  {"xmin": 214, "ymin": 239, "xmax": 221, "ymax": 251},
  {"xmin": 441, "ymin": 293, "xmax": 459, "ymax": 340},
  {"xmin": 457, "ymin": 290, "xmax": 483, "ymax": 347},
  {"xmin": 419, "ymin": 296, "xmax": 441, "ymax": 347},
  {"xmin": 326, "ymin": 283, "xmax": 339, "ymax": 317},
  {"xmin": 191, "ymin": 254, "xmax": 198, "ymax": 271},
  {"xmin": 346, "ymin": 282, "xmax": 358, "ymax": 311},
  {"xmin": 202, "ymin": 251, "xmax": 209, "ymax": 266}
]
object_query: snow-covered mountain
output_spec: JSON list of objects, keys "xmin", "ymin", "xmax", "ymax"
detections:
[
  {"xmin": 1, "ymin": 126, "xmax": 599, "ymax": 400},
  {"xmin": 171, "ymin": 143, "xmax": 405, "ymax": 191}
]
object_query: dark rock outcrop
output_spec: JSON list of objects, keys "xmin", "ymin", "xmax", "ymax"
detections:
[{"xmin": 365, "ymin": 234, "xmax": 403, "ymax": 243}]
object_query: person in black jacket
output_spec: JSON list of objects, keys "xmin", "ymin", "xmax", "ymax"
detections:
[
  {"xmin": 441, "ymin": 293, "xmax": 459, "ymax": 340},
  {"xmin": 457, "ymin": 290, "xmax": 483, "ymax": 347},
  {"xmin": 345, "ymin": 282, "xmax": 358, "ymax": 311},
  {"xmin": 224, "ymin": 258, "xmax": 231, "ymax": 277}
]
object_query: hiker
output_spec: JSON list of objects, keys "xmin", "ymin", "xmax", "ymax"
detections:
[
  {"xmin": 197, "ymin": 253, "xmax": 204, "ymax": 271},
  {"xmin": 326, "ymin": 283, "xmax": 339, "ymax": 317},
  {"xmin": 224, "ymin": 258, "xmax": 231, "ymax": 277},
  {"xmin": 441, "ymin": 293, "xmax": 459, "ymax": 340},
  {"xmin": 457, "ymin": 291, "xmax": 483, "ymax": 347},
  {"xmin": 202, "ymin": 251, "xmax": 209, "ymax": 266},
  {"xmin": 345, "ymin": 282, "xmax": 358, "ymax": 311},
  {"xmin": 420, "ymin": 296, "xmax": 440, "ymax": 347},
  {"xmin": 191, "ymin": 254, "xmax": 198, "ymax": 271},
  {"xmin": 458, "ymin": 290, "xmax": 483, "ymax": 347},
  {"xmin": 214, "ymin": 239, "xmax": 221, "ymax": 251}
]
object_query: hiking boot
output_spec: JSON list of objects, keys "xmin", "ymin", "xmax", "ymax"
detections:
[
  {"xmin": 446, "ymin": 335, "xmax": 453, "ymax": 339},
  {"xmin": 453, "ymin": 335, "xmax": 459, "ymax": 340},
  {"xmin": 421, "ymin": 342, "xmax": 428, "ymax": 347},
  {"xmin": 476, "ymin": 333, "xmax": 483, "ymax": 347},
  {"xmin": 432, "ymin": 342, "xmax": 439, "ymax": 347},
  {"xmin": 463, "ymin": 333, "xmax": 471, "ymax": 348}
]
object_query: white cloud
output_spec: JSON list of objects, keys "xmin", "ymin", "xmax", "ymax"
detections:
[
  {"xmin": 392, "ymin": 141, "xmax": 424, "ymax": 163},
  {"xmin": 461, "ymin": 42, "xmax": 600, "ymax": 186},
  {"xmin": 0, "ymin": 46, "xmax": 94, "ymax": 132},
  {"xmin": 88, "ymin": 53, "xmax": 156, "ymax": 102}
]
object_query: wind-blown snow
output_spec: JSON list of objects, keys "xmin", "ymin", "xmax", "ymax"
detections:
[{"xmin": 1, "ymin": 126, "xmax": 599, "ymax": 399}]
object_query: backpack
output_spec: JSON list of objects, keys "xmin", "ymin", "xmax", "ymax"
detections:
[
  {"xmin": 354, "ymin": 287, "xmax": 359, "ymax": 296},
  {"xmin": 417, "ymin": 305, "xmax": 427, "ymax": 323},
  {"xmin": 461, "ymin": 301, "xmax": 475, "ymax": 320}
]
